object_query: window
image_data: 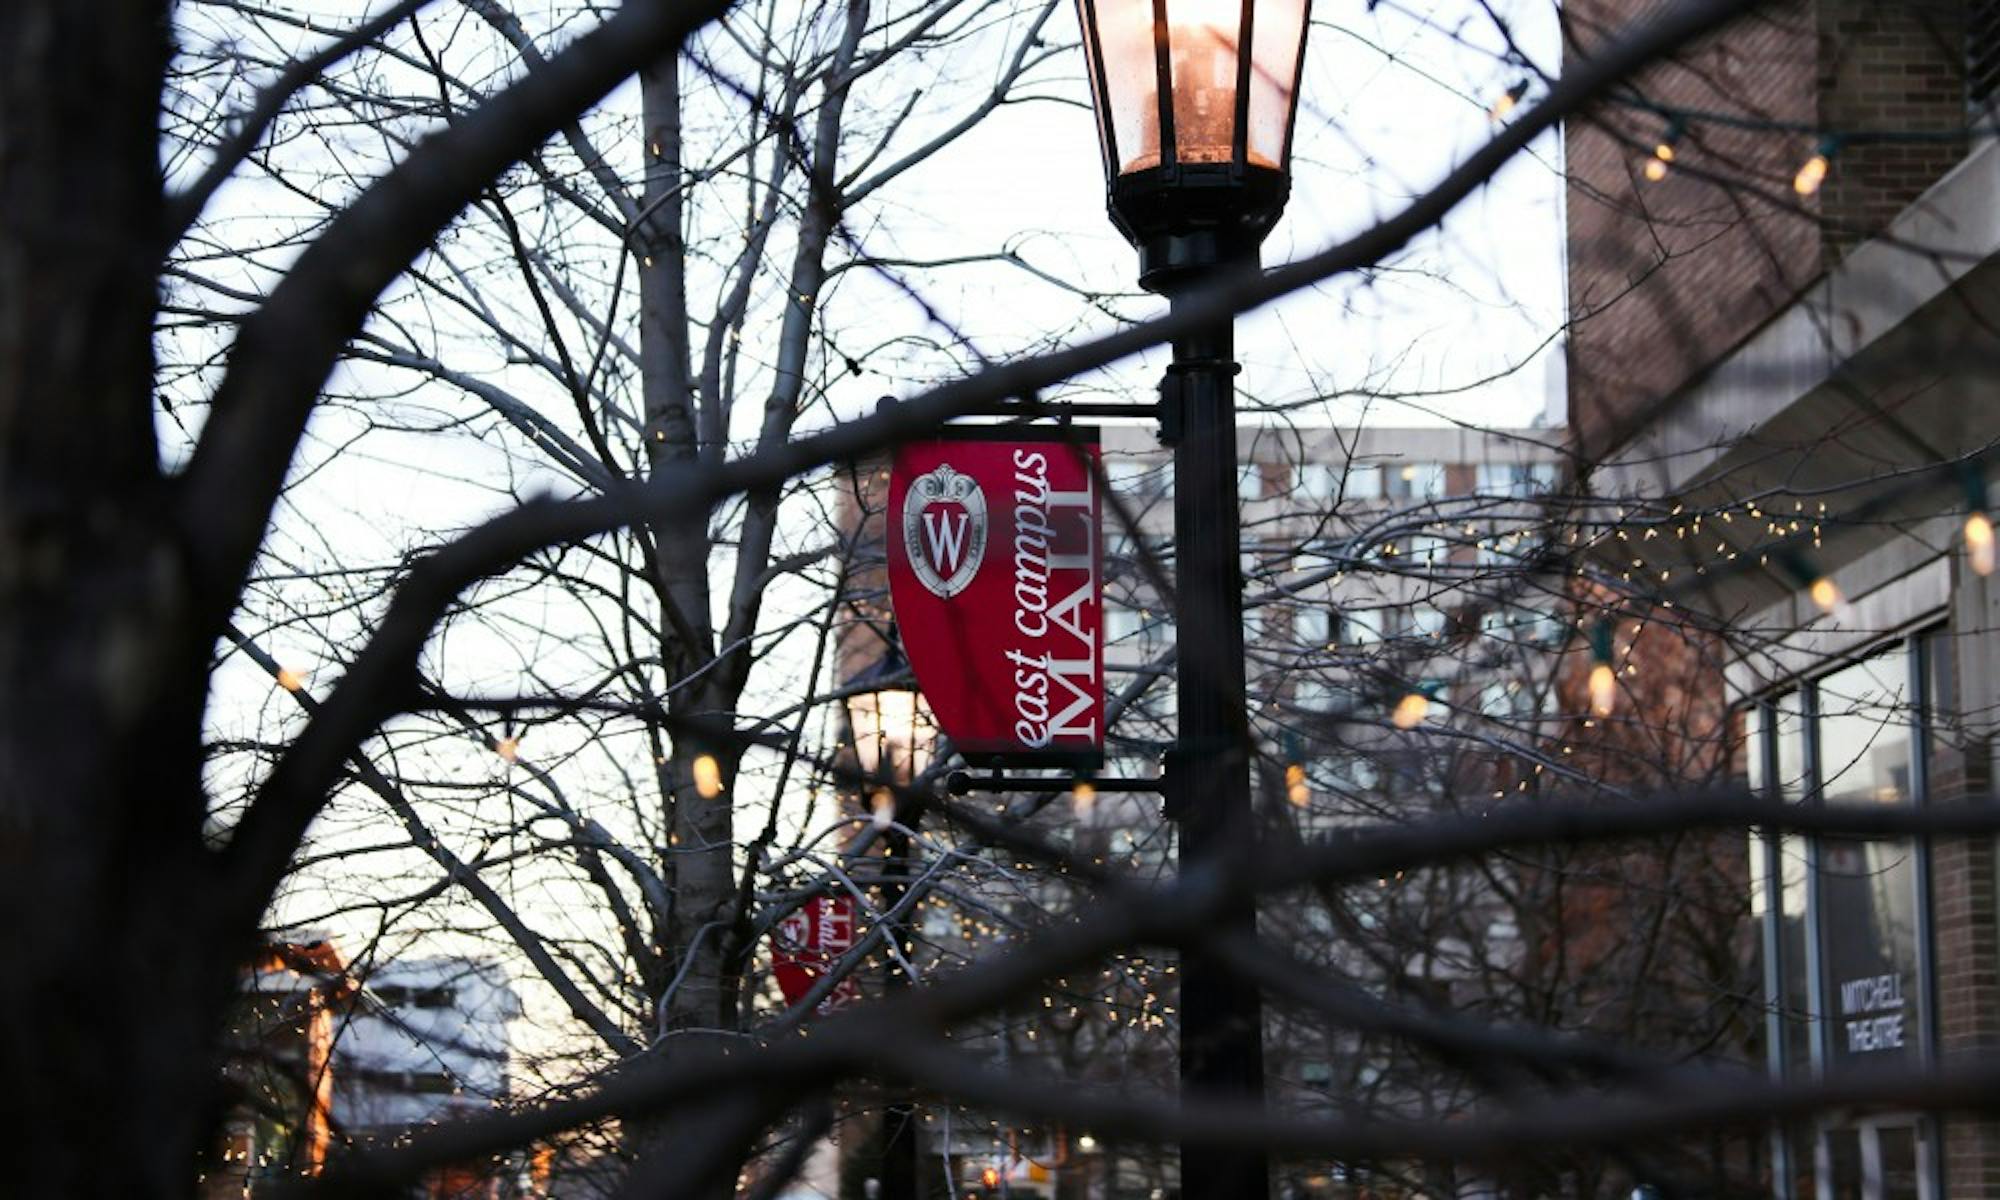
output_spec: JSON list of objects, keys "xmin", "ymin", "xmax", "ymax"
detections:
[
  {"xmin": 1343, "ymin": 464, "xmax": 1383, "ymax": 501},
  {"xmin": 371, "ymin": 984, "xmax": 454, "ymax": 1010},
  {"xmin": 1105, "ymin": 458, "xmax": 1167, "ymax": 500},
  {"xmin": 1744, "ymin": 641, "xmax": 1933, "ymax": 1100},
  {"xmin": 1385, "ymin": 462, "xmax": 1445, "ymax": 500},
  {"xmin": 1410, "ymin": 605, "xmax": 1445, "ymax": 639},
  {"xmin": 1343, "ymin": 611, "xmax": 1382, "ymax": 646},
  {"xmin": 1408, "ymin": 534, "xmax": 1448, "ymax": 566},
  {"xmin": 1237, "ymin": 463, "xmax": 1264, "ymax": 503},
  {"xmin": 1302, "ymin": 462, "xmax": 1380, "ymax": 503},
  {"xmin": 1104, "ymin": 605, "xmax": 1141, "ymax": 643},
  {"xmin": 1293, "ymin": 677, "xmax": 1347, "ymax": 712},
  {"xmin": 1476, "ymin": 461, "xmax": 1559, "ymax": 498},
  {"xmin": 1295, "ymin": 607, "xmax": 1332, "ymax": 647}
]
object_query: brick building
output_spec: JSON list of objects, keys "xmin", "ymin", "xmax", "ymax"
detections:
[{"xmin": 1566, "ymin": 2, "xmax": 2000, "ymax": 1196}]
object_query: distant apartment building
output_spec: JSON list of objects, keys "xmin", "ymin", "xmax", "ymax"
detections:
[{"xmin": 337, "ymin": 958, "xmax": 524, "ymax": 1198}]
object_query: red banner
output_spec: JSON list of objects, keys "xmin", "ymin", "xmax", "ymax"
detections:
[
  {"xmin": 887, "ymin": 429, "xmax": 1103, "ymax": 768},
  {"xmin": 771, "ymin": 894, "xmax": 860, "ymax": 1013}
]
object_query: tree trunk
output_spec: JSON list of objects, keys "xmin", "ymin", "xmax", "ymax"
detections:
[{"xmin": 0, "ymin": 3, "xmax": 239, "ymax": 1192}]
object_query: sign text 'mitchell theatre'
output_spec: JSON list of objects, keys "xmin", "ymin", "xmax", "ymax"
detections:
[{"xmin": 886, "ymin": 428, "xmax": 1104, "ymax": 768}]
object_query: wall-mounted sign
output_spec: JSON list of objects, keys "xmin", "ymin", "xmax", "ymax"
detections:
[
  {"xmin": 770, "ymin": 894, "xmax": 859, "ymax": 1013},
  {"xmin": 887, "ymin": 429, "xmax": 1104, "ymax": 768},
  {"xmin": 1835, "ymin": 971, "xmax": 1907, "ymax": 1055}
]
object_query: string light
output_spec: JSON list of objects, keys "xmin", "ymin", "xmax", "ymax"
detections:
[
  {"xmin": 1391, "ymin": 691, "xmax": 1430, "ymax": 730},
  {"xmin": 493, "ymin": 737, "xmax": 519, "ymax": 763},
  {"xmin": 693, "ymin": 753, "xmax": 724, "ymax": 798},
  {"xmin": 1643, "ymin": 117, "xmax": 1685, "ymax": 182},
  {"xmin": 1070, "ymin": 780, "xmax": 1096, "ymax": 818},
  {"xmin": 1967, "ymin": 511, "xmax": 1996, "ymax": 577},
  {"xmin": 1794, "ymin": 137, "xmax": 1839, "ymax": 197},
  {"xmin": 276, "ymin": 666, "xmax": 305, "ymax": 693},
  {"xmin": 1589, "ymin": 663, "xmax": 1617, "ymax": 718},
  {"xmin": 871, "ymin": 789, "xmax": 895, "ymax": 830},
  {"xmin": 1809, "ymin": 575, "xmax": 1844, "ymax": 615},
  {"xmin": 1489, "ymin": 79, "xmax": 1529, "ymax": 122},
  {"xmin": 1587, "ymin": 618, "xmax": 1617, "ymax": 717},
  {"xmin": 1285, "ymin": 761, "xmax": 1309, "ymax": 807}
]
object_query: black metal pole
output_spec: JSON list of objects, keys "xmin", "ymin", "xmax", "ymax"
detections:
[
  {"xmin": 1166, "ymin": 251, "xmax": 1268, "ymax": 1200},
  {"xmin": 880, "ymin": 815, "xmax": 921, "ymax": 1200}
]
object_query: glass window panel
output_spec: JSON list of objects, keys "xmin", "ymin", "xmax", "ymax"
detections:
[
  {"xmin": 1775, "ymin": 691, "xmax": 1809, "ymax": 802},
  {"xmin": 1105, "ymin": 457, "xmax": 1167, "ymax": 500},
  {"xmin": 1091, "ymin": 0, "xmax": 1163, "ymax": 174},
  {"xmin": 1386, "ymin": 462, "xmax": 1446, "ymax": 500},
  {"xmin": 1819, "ymin": 835, "xmax": 1922, "ymax": 1071},
  {"xmin": 1104, "ymin": 604, "xmax": 1141, "ymax": 643},
  {"xmin": 1825, "ymin": 1127, "xmax": 1863, "ymax": 1200},
  {"xmin": 1744, "ymin": 705, "xmax": 1766, "ymax": 794},
  {"xmin": 1294, "ymin": 677, "xmax": 1343, "ymax": 712},
  {"xmin": 1295, "ymin": 607, "xmax": 1330, "ymax": 646},
  {"xmin": 1786, "ymin": 1121, "xmax": 1818, "ymax": 1200},
  {"xmin": 1245, "ymin": 0, "xmax": 1306, "ymax": 168},
  {"xmin": 1817, "ymin": 654, "xmax": 1913, "ymax": 807},
  {"xmin": 1164, "ymin": 0, "xmax": 1241, "ymax": 164},
  {"xmin": 1299, "ymin": 462, "xmax": 1335, "ymax": 502},
  {"xmin": 1344, "ymin": 464, "xmax": 1382, "ymax": 501},
  {"xmin": 1880, "ymin": 1124, "xmax": 1922, "ymax": 1200},
  {"xmin": 1343, "ymin": 610, "xmax": 1380, "ymax": 645},
  {"xmin": 1925, "ymin": 628, "xmax": 1955, "ymax": 726},
  {"xmin": 1411, "ymin": 605, "xmax": 1445, "ymax": 639},
  {"xmin": 1779, "ymin": 832, "xmax": 1815, "ymax": 1079}
]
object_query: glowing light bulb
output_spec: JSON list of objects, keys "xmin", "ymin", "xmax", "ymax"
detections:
[
  {"xmin": 276, "ymin": 667, "xmax": 305, "ymax": 693},
  {"xmin": 1077, "ymin": 1134, "xmax": 1098, "ymax": 1152},
  {"xmin": 1285, "ymin": 762, "xmax": 1309, "ymax": 807},
  {"xmin": 1391, "ymin": 692, "xmax": 1429, "ymax": 730},
  {"xmin": 1794, "ymin": 153, "xmax": 1829, "ymax": 197},
  {"xmin": 1489, "ymin": 80, "xmax": 1529, "ymax": 122},
  {"xmin": 693, "ymin": 753, "xmax": 724, "ymax": 798},
  {"xmin": 1588, "ymin": 662, "xmax": 1617, "ymax": 717},
  {"xmin": 1809, "ymin": 576, "xmax": 1843, "ymax": 615},
  {"xmin": 981, "ymin": 1166, "xmax": 1002, "ymax": 1189},
  {"xmin": 1071, "ymin": 781, "xmax": 1096, "ymax": 818},
  {"xmin": 1643, "ymin": 140, "xmax": 1676, "ymax": 181},
  {"xmin": 1967, "ymin": 511, "xmax": 1996, "ymax": 577},
  {"xmin": 494, "ymin": 737, "xmax": 519, "ymax": 763},
  {"xmin": 871, "ymin": 789, "xmax": 895, "ymax": 830}
]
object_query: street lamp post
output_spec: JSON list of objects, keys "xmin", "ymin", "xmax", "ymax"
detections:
[
  {"xmin": 845, "ymin": 649, "xmax": 935, "ymax": 1200},
  {"xmin": 1075, "ymin": 3, "xmax": 1312, "ymax": 1197}
]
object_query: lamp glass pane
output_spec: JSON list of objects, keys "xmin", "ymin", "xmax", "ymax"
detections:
[
  {"xmin": 1247, "ymin": 0, "xmax": 1307, "ymax": 169},
  {"xmin": 1077, "ymin": 0, "xmax": 1116, "ymax": 176},
  {"xmin": 1165, "ymin": 0, "xmax": 1242, "ymax": 164},
  {"xmin": 1091, "ymin": 0, "xmax": 1163, "ymax": 174}
]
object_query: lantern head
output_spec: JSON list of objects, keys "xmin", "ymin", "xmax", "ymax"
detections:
[{"xmin": 1077, "ymin": 0, "xmax": 1312, "ymax": 287}]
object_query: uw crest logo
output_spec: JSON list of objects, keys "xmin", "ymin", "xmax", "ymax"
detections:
[{"xmin": 902, "ymin": 464, "xmax": 987, "ymax": 599}]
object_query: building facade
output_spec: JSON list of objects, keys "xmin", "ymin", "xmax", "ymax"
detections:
[{"xmin": 1567, "ymin": 2, "xmax": 2000, "ymax": 1196}]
